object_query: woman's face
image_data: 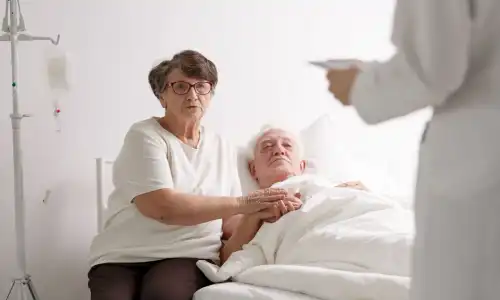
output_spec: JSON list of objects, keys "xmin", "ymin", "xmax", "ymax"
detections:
[{"xmin": 159, "ymin": 68, "xmax": 213, "ymax": 122}]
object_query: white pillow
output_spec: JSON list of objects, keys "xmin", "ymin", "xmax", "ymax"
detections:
[
  {"xmin": 236, "ymin": 147, "xmax": 259, "ymax": 196},
  {"xmin": 302, "ymin": 111, "xmax": 429, "ymax": 205},
  {"xmin": 299, "ymin": 113, "xmax": 358, "ymax": 183}
]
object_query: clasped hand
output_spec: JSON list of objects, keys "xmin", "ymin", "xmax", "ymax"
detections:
[
  {"xmin": 261, "ymin": 192, "xmax": 302, "ymax": 223},
  {"xmin": 238, "ymin": 180, "xmax": 369, "ymax": 224},
  {"xmin": 236, "ymin": 188, "xmax": 302, "ymax": 223}
]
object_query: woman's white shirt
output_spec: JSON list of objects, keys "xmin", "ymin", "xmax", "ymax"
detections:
[{"xmin": 88, "ymin": 117, "xmax": 242, "ymax": 267}]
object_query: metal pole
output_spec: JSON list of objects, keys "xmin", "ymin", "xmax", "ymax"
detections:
[
  {"xmin": 2, "ymin": 0, "xmax": 60, "ymax": 299},
  {"xmin": 8, "ymin": 0, "xmax": 28, "ymax": 279}
]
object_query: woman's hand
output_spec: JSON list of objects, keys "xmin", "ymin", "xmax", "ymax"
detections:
[
  {"xmin": 262, "ymin": 192, "xmax": 303, "ymax": 223},
  {"xmin": 236, "ymin": 188, "xmax": 288, "ymax": 215}
]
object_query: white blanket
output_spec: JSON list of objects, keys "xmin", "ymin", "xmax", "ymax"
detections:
[{"xmin": 197, "ymin": 175, "xmax": 414, "ymax": 300}]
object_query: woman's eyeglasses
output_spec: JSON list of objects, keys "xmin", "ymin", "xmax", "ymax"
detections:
[{"xmin": 163, "ymin": 81, "xmax": 213, "ymax": 95}]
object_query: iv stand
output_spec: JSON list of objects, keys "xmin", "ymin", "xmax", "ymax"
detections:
[{"xmin": 0, "ymin": 0, "xmax": 60, "ymax": 299}]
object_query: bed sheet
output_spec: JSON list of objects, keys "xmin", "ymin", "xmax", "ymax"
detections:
[{"xmin": 194, "ymin": 282, "xmax": 321, "ymax": 300}]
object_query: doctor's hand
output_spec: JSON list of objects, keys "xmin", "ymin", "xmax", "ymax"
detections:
[
  {"xmin": 326, "ymin": 67, "xmax": 360, "ymax": 106},
  {"xmin": 262, "ymin": 192, "xmax": 302, "ymax": 223},
  {"xmin": 236, "ymin": 188, "xmax": 288, "ymax": 214}
]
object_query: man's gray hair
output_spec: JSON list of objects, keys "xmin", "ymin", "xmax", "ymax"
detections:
[{"xmin": 246, "ymin": 124, "xmax": 304, "ymax": 161}]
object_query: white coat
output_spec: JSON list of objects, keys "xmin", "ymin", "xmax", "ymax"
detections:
[{"xmin": 349, "ymin": 0, "xmax": 500, "ymax": 299}]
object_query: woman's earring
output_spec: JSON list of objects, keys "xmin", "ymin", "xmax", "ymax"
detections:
[{"xmin": 160, "ymin": 96, "xmax": 167, "ymax": 109}]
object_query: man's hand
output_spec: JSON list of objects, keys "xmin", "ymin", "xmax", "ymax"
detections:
[
  {"xmin": 336, "ymin": 181, "xmax": 369, "ymax": 191},
  {"xmin": 261, "ymin": 192, "xmax": 302, "ymax": 223},
  {"xmin": 220, "ymin": 192, "xmax": 302, "ymax": 263}
]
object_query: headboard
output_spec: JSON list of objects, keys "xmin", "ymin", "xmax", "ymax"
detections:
[{"xmin": 95, "ymin": 158, "xmax": 114, "ymax": 233}]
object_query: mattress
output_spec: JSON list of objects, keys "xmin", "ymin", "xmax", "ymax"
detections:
[{"xmin": 194, "ymin": 282, "xmax": 321, "ymax": 300}]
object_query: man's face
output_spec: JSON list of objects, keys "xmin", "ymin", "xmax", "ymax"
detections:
[{"xmin": 249, "ymin": 129, "xmax": 306, "ymax": 187}]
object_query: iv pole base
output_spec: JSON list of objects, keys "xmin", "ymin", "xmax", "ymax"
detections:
[{"xmin": 5, "ymin": 275, "xmax": 41, "ymax": 300}]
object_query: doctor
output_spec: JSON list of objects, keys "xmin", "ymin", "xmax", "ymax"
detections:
[{"xmin": 325, "ymin": 1, "xmax": 500, "ymax": 300}]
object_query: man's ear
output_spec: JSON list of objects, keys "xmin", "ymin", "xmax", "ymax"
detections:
[
  {"xmin": 248, "ymin": 160, "xmax": 257, "ymax": 179},
  {"xmin": 300, "ymin": 159, "xmax": 307, "ymax": 172}
]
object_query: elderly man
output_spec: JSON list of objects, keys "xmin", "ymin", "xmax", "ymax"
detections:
[
  {"xmin": 195, "ymin": 125, "xmax": 414, "ymax": 300},
  {"xmin": 220, "ymin": 126, "xmax": 367, "ymax": 262}
]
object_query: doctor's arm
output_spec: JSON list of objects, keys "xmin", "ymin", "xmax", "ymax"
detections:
[{"xmin": 351, "ymin": 0, "xmax": 472, "ymax": 124}]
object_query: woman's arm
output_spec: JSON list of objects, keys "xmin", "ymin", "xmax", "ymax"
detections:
[
  {"xmin": 135, "ymin": 190, "xmax": 241, "ymax": 226},
  {"xmin": 119, "ymin": 127, "xmax": 238, "ymax": 225},
  {"xmin": 116, "ymin": 126, "xmax": 286, "ymax": 226},
  {"xmin": 135, "ymin": 188, "xmax": 287, "ymax": 226}
]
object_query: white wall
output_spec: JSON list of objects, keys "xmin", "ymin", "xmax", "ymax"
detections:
[{"xmin": 0, "ymin": 1, "xmax": 428, "ymax": 299}]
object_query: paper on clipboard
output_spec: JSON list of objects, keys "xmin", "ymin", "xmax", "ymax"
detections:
[{"xmin": 309, "ymin": 59, "xmax": 364, "ymax": 70}]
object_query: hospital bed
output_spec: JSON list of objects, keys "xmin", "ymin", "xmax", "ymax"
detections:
[
  {"xmin": 95, "ymin": 158, "xmax": 113, "ymax": 233},
  {"xmin": 94, "ymin": 158, "xmax": 323, "ymax": 300},
  {"xmin": 95, "ymin": 157, "xmax": 412, "ymax": 300},
  {"xmin": 193, "ymin": 282, "xmax": 321, "ymax": 300}
]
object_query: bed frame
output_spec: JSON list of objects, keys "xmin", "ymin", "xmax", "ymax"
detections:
[{"xmin": 95, "ymin": 158, "xmax": 114, "ymax": 233}]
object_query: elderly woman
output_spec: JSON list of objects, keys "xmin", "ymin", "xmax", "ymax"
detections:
[{"xmin": 87, "ymin": 50, "xmax": 288, "ymax": 300}]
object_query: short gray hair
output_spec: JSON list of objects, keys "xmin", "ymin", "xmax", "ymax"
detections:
[
  {"xmin": 148, "ymin": 50, "xmax": 218, "ymax": 99},
  {"xmin": 246, "ymin": 124, "xmax": 304, "ymax": 161}
]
